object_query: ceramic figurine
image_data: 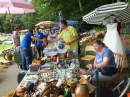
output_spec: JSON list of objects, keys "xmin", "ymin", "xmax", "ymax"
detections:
[
  {"xmin": 64, "ymin": 85, "xmax": 72, "ymax": 97},
  {"xmin": 79, "ymin": 75, "xmax": 92, "ymax": 84},
  {"xmin": 67, "ymin": 77, "xmax": 78, "ymax": 93}
]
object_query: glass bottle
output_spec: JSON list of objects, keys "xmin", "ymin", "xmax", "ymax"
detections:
[{"xmin": 75, "ymin": 58, "xmax": 80, "ymax": 68}]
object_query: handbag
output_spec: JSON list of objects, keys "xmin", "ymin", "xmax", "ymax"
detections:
[{"xmin": 99, "ymin": 67, "xmax": 118, "ymax": 76}]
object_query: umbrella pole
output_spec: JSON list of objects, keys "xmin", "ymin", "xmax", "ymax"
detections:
[{"xmin": 8, "ymin": 7, "xmax": 16, "ymax": 51}]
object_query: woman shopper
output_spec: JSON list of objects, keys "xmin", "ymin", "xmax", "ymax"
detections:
[{"xmin": 86, "ymin": 39, "xmax": 118, "ymax": 86}]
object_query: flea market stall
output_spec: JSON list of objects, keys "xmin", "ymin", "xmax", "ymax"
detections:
[
  {"xmin": 11, "ymin": 42, "xmax": 96, "ymax": 97},
  {"xmin": 5, "ymin": 37, "xmax": 129, "ymax": 97}
]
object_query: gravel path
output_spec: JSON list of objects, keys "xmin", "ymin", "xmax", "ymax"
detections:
[{"xmin": 0, "ymin": 63, "xmax": 21, "ymax": 97}]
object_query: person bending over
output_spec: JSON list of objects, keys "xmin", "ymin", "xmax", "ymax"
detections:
[{"xmin": 20, "ymin": 30, "xmax": 47, "ymax": 70}]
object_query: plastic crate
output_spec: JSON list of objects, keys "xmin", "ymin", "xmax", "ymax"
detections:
[{"xmin": 14, "ymin": 51, "xmax": 22, "ymax": 63}]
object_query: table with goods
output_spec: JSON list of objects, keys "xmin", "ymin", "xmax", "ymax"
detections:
[{"xmin": 13, "ymin": 42, "xmax": 96, "ymax": 97}]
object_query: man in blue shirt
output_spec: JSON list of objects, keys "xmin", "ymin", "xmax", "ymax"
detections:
[
  {"xmin": 35, "ymin": 27, "xmax": 45, "ymax": 58},
  {"xmin": 20, "ymin": 30, "xmax": 47, "ymax": 70}
]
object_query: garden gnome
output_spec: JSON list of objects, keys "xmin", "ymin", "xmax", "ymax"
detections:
[{"xmin": 64, "ymin": 85, "xmax": 72, "ymax": 97}]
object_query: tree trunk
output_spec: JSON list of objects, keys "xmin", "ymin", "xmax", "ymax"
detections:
[
  {"xmin": 117, "ymin": 0, "xmax": 120, "ymax": 2},
  {"xmin": 112, "ymin": 0, "xmax": 114, "ymax": 3},
  {"xmin": 78, "ymin": 0, "xmax": 82, "ymax": 12}
]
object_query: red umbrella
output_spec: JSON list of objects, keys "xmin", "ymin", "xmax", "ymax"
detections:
[{"xmin": 0, "ymin": 0, "xmax": 35, "ymax": 50}]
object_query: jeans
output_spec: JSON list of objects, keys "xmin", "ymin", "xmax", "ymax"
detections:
[
  {"xmin": 20, "ymin": 47, "xmax": 32, "ymax": 70},
  {"xmin": 36, "ymin": 45, "xmax": 44, "ymax": 58}
]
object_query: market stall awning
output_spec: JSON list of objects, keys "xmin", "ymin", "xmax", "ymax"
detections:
[{"xmin": 83, "ymin": 2, "xmax": 130, "ymax": 24}]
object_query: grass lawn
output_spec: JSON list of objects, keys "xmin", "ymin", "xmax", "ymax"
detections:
[
  {"xmin": 0, "ymin": 44, "xmax": 13, "ymax": 53},
  {"xmin": 0, "ymin": 35, "xmax": 24, "ymax": 53},
  {"xmin": 0, "ymin": 35, "xmax": 23, "ymax": 61},
  {"xmin": 0, "ymin": 36, "xmax": 13, "ymax": 53}
]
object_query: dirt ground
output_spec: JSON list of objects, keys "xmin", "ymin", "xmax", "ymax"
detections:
[
  {"xmin": 121, "ymin": 35, "xmax": 130, "ymax": 50},
  {"xmin": 121, "ymin": 35, "xmax": 130, "ymax": 67}
]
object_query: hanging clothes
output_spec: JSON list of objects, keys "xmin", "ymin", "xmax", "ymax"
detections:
[
  {"xmin": 114, "ymin": 19, "xmax": 121, "ymax": 35},
  {"xmin": 103, "ymin": 23, "xmax": 124, "ymax": 54}
]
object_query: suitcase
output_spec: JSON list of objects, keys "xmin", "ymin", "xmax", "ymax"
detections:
[{"xmin": 17, "ymin": 71, "xmax": 27, "ymax": 84}]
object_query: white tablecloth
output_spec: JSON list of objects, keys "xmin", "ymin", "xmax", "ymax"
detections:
[{"xmin": 43, "ymin": 48, "xmax": 66, "ymax": 56}]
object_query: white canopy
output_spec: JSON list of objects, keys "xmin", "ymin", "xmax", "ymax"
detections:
[{"xmin": 83, "ymin": 2, "xmax": 130, "ymax": 24}]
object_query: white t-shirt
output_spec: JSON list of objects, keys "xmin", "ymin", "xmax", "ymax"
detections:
[{"xmin": 13, "ymin": 31, "xmax": 20, "ymax": 46}]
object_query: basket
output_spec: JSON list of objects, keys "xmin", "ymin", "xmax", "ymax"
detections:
[{"xmin": 41, "ymin": 83, "xmax": 59, "ymax": 97}]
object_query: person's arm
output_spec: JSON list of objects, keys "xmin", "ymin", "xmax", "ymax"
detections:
[
  {"xmin": 13, "ymin": 33, "xmax": 17, "ymax": 46},
  {"xmin": 86, "ymin": 57, "xmax": 110, "ymax": 70},
  {"xmin": 86, "ymin": 59, "xmax": 96, "ymax": 70},
  {"xmin": 48, "ymin": 37, "xmax": 60, "ymax": 43},
  {"xmin": 65, "ymin": 35, "xmax": 79, "ymax": 45},
  {"xmin": 31, "ymin": 36, "xmax": 47, "ymax": 42},
  {"xmin": 94, "ymin": 57, "xmax": 110, "ymax": 68}
]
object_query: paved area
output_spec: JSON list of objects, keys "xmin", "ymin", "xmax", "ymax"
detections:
[{"xmin": 0, "ymin": 63, "xmax": 21, "ymax": 97}]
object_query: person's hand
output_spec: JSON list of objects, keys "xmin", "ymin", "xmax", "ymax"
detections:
[
  {"xmin": 42, "ymin": 38, "xmax": 47, "ymax": 42},
  {"xmin": 48, "ymin": 40, "xmax": 54, "ymax": 43},
  {"xmin": 42, "ymin": 42, "xmax": 47, "ymax": 47},
  {"xmin": 86, "ymin": 64, "xmax": 94, "ymax": 70},
  {"xmin": 65, "ymin": 41, "xmax": 71, "ymax": 45}
]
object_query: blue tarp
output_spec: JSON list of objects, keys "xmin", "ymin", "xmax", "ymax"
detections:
[{"xmin": 56, "ymin": 20, "xmax": 80, "ymax": 25}]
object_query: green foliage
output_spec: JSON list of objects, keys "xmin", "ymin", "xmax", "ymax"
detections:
[
  {"xmin": 3, "ymin": 16, "xmax": 11, "ymax": 33},
  {"xmin": 92, "ymin": 26, "xmax": 106, "ymax": 31},
  {"xmin": 0, "ymin": 0, "xmax": 122, "ymax": 33},
  {"xmin": 0, "ymin": 44, "xmax": 13, "ymax": 53}
]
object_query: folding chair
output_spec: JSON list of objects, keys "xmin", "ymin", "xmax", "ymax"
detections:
[
  {"xmin": 100, "ymin": 77, "xmax": 130, "ymax": 97},
  {"xmin": 81, "ymin": 45, "xmax": 95, "ymax": 62},
  {"xmin": 95, "ymin": 69, "xmax": 130, "ymax": 97}
]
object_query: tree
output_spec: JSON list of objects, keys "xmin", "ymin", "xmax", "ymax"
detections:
[
  {"xmin": 3, "ymin": 16, "xmax": 11, "ymax": 33},
  {"xmin": 0, "ymin": 0, "xmax": 126, "ymax": 33},
  {"xmin": 0, "ymin": 14, "xmax": 6, "ymax": 33},
  {"xmin": 78, "ymin": 0, "xmax": 83, "ymax": 12}
]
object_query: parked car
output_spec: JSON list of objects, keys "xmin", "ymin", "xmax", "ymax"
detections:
[
  {"xmin": 2, "ymin": 37, "xmax": 13, "ymax": 41},
  {"xmin": 3, "ymin": 38, "xmax": 13, "ymax": 44},
  {"xmin": 7, "ymin": 34, "xmax": 12, "ymax": 36},
  {"xmin": 0, "ymin": 40, "xmax": 2, "ymax": 44}
]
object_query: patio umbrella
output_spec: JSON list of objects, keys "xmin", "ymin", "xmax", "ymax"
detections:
[
  {"xmin": 35, "ymin": 21, "xmax": 58, "ymax": 28},
  {"xmin": 83, "ymin": 2, "xmax": 130, "ymax": 24},
  {"xmin": 0, "ymin": 0, "xmax": 35, "ymax": 14},
  {"xmin": 0, "ymin": 0, "xmax": 35, "ymax": 50}
]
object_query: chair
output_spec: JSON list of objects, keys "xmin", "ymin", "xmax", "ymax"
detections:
[
  {"xmin": 114, "ymin": 52, "xmax": 126, "ymax": 82},
  {"xmin": 81, "ymin": 45, "xmax": 95, "ymax": 61},
  {"xmin": 95, "ymin": 70, "xmax": 130, "ymax": 97},
  {"xmin": 100, "ymin": 77, "xmax": 130, "ymax": 97},
  {"xmin": 102, "ymin": 52, "xmax": 126, "ymax": 89}
]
